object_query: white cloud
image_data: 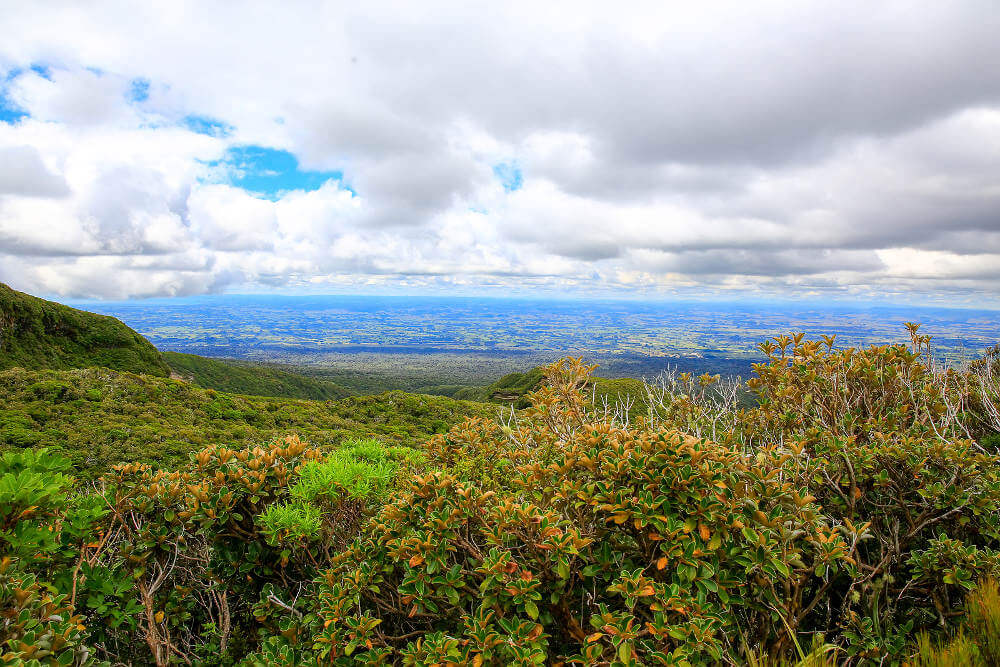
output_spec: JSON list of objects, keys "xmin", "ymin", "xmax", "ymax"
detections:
[
  {"xmin": 0, "ymin": 145, "xmax": 69, "ymax": 197},
  {"xmin": 188, "ymin": 185, "xmax": 279, "ymax": 251},
  {"xmin": 8, "ymin": 67, "xmax": 134, "ymax": 126},
  {"xmin": 0, "ymin": 1, "xmax": 998, "ymax": 305}
]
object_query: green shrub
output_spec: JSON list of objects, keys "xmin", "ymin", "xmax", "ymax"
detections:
[
  {"xmin": 0, "ymin": 449, "xmax": 101, "ymax": 665},
  {"xmin": 303, "ymin": 339, "xmax": 1000, "ymax": 664},
  {"xmin": 10, "ymin": 435, "xmax": 416, "ymax": 665},
  {"xmin": 0, "ymin": 560, "xmax": 89, "ymax": 666},
  {"xmin": 258, "ymin": 501, "xmax": 323, "ymax": 546},
  {"xmin": 0, "ymin": 448, "xmax": 75, "ymax": 560},
  {"xmin": 1, "ymin": 424, "xmax": 40, "ymax": 447},
  {"xmin": 28, "ymin": 380, "xmax": 77, "ymax": 402},
  {"xmin": 305, "ymin": 359, "xmax": 847, "ymax": 664}
]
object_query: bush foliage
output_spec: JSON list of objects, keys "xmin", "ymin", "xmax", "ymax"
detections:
[{"xmin": 2, "ymin": 327, "xmax": 999, "ymax": 665}]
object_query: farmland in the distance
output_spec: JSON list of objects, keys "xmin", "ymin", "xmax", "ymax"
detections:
[{"xmin": 71, "ymin": 295, "xmax": 1000, "ymax": 392}]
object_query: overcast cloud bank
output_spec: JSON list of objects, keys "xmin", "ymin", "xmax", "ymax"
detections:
[{"xmin": 1, "ymin": 1, "xmax": 999, "ymax": 304}]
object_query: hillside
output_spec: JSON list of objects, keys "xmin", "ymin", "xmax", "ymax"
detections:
[
  {"xmin": 0, "ymin": 365, "xmax": 495, "ymax": 477},
  {"xmin": 0, "ymin": 282, "xmax": 169, "ymax": 376},
  {"xmin": 163, "ymin": 350, "xmax": 354, "ymax": 400}
]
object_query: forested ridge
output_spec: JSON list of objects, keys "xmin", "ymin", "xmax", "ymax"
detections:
[{"xmin": 0, "ymin": 283, "xmax": 169, "ymax": 377}]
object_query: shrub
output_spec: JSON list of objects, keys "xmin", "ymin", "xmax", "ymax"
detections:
[
  {"xmin": 0, "ymin": 559, "xmax": 89, "ymax": 666},
  {"xmin": 0, "ymin": 450, "xmax": 99, "ymax": 666},
  {"xmin": 303, "ymin": 338, "xmax": 1000, "ymax": 664},
  {"xmin": 304, "ymin": 360, "xmax": 845, "ymax": 664},
  {"xmin": 19, "ymin": 435, "xmax": 418, "ymax": 665}
]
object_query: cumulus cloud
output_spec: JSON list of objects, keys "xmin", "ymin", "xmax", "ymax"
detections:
[
  {"xmin": 0, "ymin": 145, "xmax": 69, "ymax": 197},
  {"xmin": 0, "ymin": 1, "xmax": 998, "ymax": 305},
  {"xmin": 7, "ymin": 66, "xmax": 135, "ymax": 126}
]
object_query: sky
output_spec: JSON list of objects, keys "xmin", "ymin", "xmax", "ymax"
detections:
[{"xmin": 0, "ymin": 2, "xmax": 999, "ymax": 305}]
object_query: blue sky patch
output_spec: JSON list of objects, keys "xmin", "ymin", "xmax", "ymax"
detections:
[
  {"xmin": 0, "ymin": 96, "xmax": 27, "ymax": 124},
  {"xmin": 0, "ymin": 87, "xmax": 25, "ymax": 124},
  {"xmin": 128, "ymin": 78, "xmax": 150, "ymax": 103},
  {"xmin": 29, "ymin": 63, "xmax": 52, "ymax": 80},
  {"xmin": 207, "ymin": 145, "xmax": 346, "ymax": 199},
  {"xmin": 493, "ymin": 161, "xmax": 523, "ymax": 192},
  {"xmin": 184, "ymin": 114, "xmax": 233, "ymax": 137},
  {"xmin": 1, "ymin": 68, "xmax": 28, "ymax": 123}
]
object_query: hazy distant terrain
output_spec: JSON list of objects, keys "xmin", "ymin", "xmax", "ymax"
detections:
[{"xmin": 71, "ymin": 295, "xmax": 1000, "ymax": 391}]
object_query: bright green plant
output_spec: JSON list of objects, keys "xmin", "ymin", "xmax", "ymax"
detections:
[
  {"xmin": 257, "ymin": 501, "xmax": 323, "ymax": 546},
  {"xmin": 291, "ymin": 446, "xmax": 398, "ymax": 504}
]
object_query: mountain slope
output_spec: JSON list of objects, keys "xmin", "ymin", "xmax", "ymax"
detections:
[
  {"xmin": 0, "ymin": 283, "xmax": 169, "ymax": 376},
  {"xmin": 163, "ymin": 351, "xmax": 353, "ymax": 400}
]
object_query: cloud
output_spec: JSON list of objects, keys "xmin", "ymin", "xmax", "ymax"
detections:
[
  {"xmin": 0, "ymin": 1, "xmax": 998, "ymax": 306},
  {"xmin": 0, "ymin": 145, "xmax": 69, "ymax": 197},
  {"xmin": 7, "ymin": 66, "xmax": 135, "ymax": 126}
]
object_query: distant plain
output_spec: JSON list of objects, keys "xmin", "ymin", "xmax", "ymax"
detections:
[{"xmin": 70, "ymin": 295, "xmax": 1000, "ymax": 393}]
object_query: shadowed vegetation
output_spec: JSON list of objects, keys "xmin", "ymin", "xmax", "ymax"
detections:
[{"xmin": 163, "ymin": 351, "xmax": 354, "ymax": 400}]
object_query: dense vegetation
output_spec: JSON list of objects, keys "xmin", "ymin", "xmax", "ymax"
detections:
[
  {"xmin": 457, "ymin": 365, "xmax": 649, "ymax": 419},
  {"xmin": 0, "ymin": 283, "xmax": 169, "ymax": 377},
  {"xmin": 453, "ymin": 367, "xmax": 547, "ymax": 403},
  {"xmin": 4, "ymin": 326, "xmax": 1000, "ymax": 664},
  {"xmin": 163, "ymin": 351, "xmax": 353, "ymax": 401},
  {"xmin": 0, "ymin": 366, "xmax": 494, "ymax": 478}
]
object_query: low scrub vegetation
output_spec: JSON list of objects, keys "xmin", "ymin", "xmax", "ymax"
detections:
[
  {"xmin": 2, "ymin": 327, "xmax": 999, "ymax": 664},
  {"xmin": 0, "ymin": 367, "xmax": 493, "ymax": 476}
]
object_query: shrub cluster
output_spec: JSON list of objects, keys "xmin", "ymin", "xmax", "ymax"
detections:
[{"xmin": 2, "ymin": 328, "xmax": 999, "ymax": 665}]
